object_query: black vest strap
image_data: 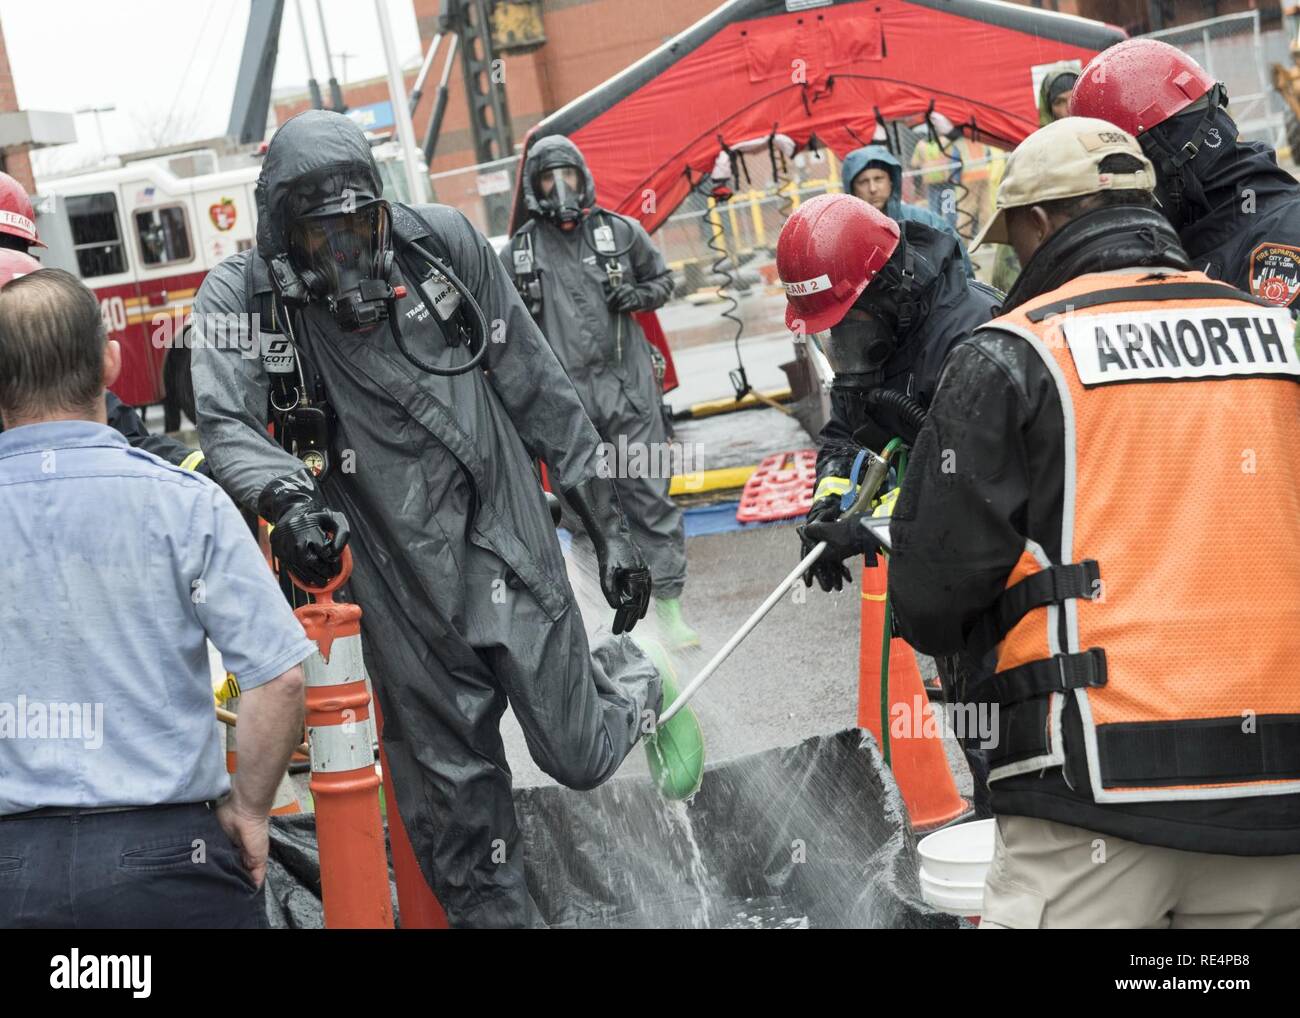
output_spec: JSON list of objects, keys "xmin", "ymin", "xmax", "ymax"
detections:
[
  {"xmin": 968, "ymin": 560, "xmax": 1100, "ymax": 657},
  {"xmin": 972, "ymin": 648, "xmax": 1108, "ymax": 707},
  {"xmin": 1098, "ymin": 714, "xmax": 1300, "ymax": 788},
  {"xmin": 1025, "ymin": 282, "xmax": 1274, "ymax": 322}
]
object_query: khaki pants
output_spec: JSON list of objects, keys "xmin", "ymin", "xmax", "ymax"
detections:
[{"xmin": 981, "ymin": 815, "xmax": 1300, "ymax": 929}]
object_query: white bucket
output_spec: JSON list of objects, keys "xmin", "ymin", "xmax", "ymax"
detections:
[{"xmin": 917, "ymin": 818, "xmax": 995, "ymax": 916}]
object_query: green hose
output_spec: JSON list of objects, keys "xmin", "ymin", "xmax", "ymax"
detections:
[{"xmin": 876, "ymin": 440, "xmax": 906, "ymax": 768}]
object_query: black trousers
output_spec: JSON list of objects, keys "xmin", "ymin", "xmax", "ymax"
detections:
[{"xmin": 0, "ymin": 803, "xmax": 266, "ymax": 929}]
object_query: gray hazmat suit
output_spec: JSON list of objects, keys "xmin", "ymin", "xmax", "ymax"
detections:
[
  {"xmin": 189, "ymin": 111, "xmax": 660, "ymax": 928},
  {"xmin": 504, "ymin": 136, "xmax": 687, "ymax": 597}
]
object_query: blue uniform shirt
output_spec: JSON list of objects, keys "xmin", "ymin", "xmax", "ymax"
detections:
[{"xmin": 0, "ymin": 420, "xmax": 315, "ymax": 814}]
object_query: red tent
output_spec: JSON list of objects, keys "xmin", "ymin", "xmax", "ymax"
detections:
[{"xmin": 511, "ymin": 0, "xmax": 1125, "ymax": 233}]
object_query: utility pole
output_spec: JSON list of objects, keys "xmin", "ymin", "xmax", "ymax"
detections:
[
  {"xmin": 75, "ymin": 104, "xmax": 115, "ymax": 160},
  {"xmin": 295, "ymin": 0, "xmax": 324, "ymax": 109},
  {"xmin": 375, "ymin": 0, "xmax": 429, "ymax": 203},
  {"xmin": 333, "ymin": 51, "xmax": 358, "ymax": 85},
  {"xmin": 314, "ymin": 0, "xmax": 347, "ymax": 112}
]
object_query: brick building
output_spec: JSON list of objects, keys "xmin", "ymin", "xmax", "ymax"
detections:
[{"xmin": 0, "ymin": 14, "xmax": 33, "ymax": 191}]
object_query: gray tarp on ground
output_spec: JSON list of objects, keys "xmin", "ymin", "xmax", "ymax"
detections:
[{"xmin": 265, "ymin": 728, "xmax": 961, "ymax": 929}]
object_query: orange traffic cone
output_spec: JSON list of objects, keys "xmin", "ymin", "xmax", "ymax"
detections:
[
  {"xmin": 373, "ymin": 698, "xmax": 450, "ymax": 929},
  {"xmin": 858, "ymin": 557, "xmax": 969, "ymax": 831},
  {"xmin": 294, "ymin": 548, "xmax": 394, "ymax": 929}
]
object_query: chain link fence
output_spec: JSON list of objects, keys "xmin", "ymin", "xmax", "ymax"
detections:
[{"xmin": 1144, "ymin": 10, "xmax": 1288, "ymax": 152}]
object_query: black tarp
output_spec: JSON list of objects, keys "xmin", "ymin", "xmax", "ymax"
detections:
[{"xmin": 266, "ymin": 728, "xmax": 961, "ymax": 929}]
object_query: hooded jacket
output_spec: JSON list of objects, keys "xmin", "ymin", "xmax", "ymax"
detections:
[
  {"xmin": 505, "ymin": 135, "xmax": 686, "ymax": 596},
  {"xmin": 1037, "ymin": 65, "xmax": 1079, "ymax": 127},
  {"xmin": 814, "ymin": 219, "xmax": 998, "ymax": 486},
  {"xmin": 840, "ymin": 145, "xmax": 973, "ymax": 276},
  {"xmin": 505, "ymin": 135, "xmax": 674, "ymax": 423},
  {"xmin": 1147, "ymin": 104, "xmax": 1300, "ymax": 308},
  {"xmin": 889, "ymin": 203, "xmax": 1300, "ymax": 854},
  {"xmin": 190, "ymin": 110, "xmax": 658, "ymax": 927}
]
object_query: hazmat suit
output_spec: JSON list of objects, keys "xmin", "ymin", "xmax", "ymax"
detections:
[
  {"xmin": 504, "ymin": 136, "xmax": 696, "ymax": 647},
  {"xmin": 190, "ymin": 111, "xmax": 661, "ymax": 928}
]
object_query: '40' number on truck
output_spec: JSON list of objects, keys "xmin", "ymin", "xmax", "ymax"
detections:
[{"xmin": 99, "ymin": 295, "xmax": 127, "ymax": 334}]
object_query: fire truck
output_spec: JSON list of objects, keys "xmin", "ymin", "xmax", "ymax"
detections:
[{"xmin": 34, "ymin": 142, "xmax": 420, "ymax": 413}]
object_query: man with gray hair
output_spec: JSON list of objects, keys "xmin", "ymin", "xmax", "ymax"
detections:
[{"xmin": 0, "ymin": 268, "xmax": 315, "ymax": 929}]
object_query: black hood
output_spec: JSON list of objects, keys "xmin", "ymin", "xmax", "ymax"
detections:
[
  {"xmin": 255, "ymin": 110, "xmax": 385, "ymax": 261},
  {"xmin": 1145, "ymin": 104, "xmax": 1298, "ymax": 257},
  {"xmin": 863, "ymin": 219, "xmax": 971, "ymax": 342},
  {"xmin": 522, "ymin": 135, "xmax": 597, "ymax": 220},
  {"xmin": 1002, "ymin": 204, "xmax": 1190, "ymax": 311}
]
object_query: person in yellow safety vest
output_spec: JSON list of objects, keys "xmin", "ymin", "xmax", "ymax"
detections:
[
  {"xmin": 909, "ymin": 114, "xmax": 960, "ymax": 230},
  {"xmin": 949, "ymin": 136, "xmax": 1001, "ymax": 239},
  {"xmin": 884, "ymin": 117, "xmax": 1300, "ymax": 927}
]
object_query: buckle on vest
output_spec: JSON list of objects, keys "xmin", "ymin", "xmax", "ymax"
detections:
[
  {"xmin": 977, "ymin": 648, "xmax": 1108, "ymax": 707},
  {"xmin": 966, "ymin": 560, "xmax": 1101, "ymax": 659}
]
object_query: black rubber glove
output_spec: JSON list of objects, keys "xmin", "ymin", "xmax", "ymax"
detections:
[
  {"xmin": 563, "ymin": 477, "xmax": 651, "ymax": 634},
  {"xmin": 606, "ymin": 283, "xmax": 646, "ymax": 314},
  {"xmin": 797, "ymin": 495, "xmax": 854, "ymax": 592},
  {"xmin": 259, "ymin": 475, "xmax": 350, "ymax": 588},
  {"xmin": 804, "ymin": 515, "xmax": 883, "ymax": 566}
]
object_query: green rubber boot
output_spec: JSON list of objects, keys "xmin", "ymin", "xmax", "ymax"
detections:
[
  {"xmin": 655, "ymin": 597, "xmax": 701, "ymax": 650},
  {"xmin": 636, "ymin": 636, "xmax": 705, "ymax": 800}
]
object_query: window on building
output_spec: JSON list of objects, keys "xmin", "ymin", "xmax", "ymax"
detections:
[
  {"xmin": 66, "ymin": 192, "xmax": 127, "ymax": 278},
  {"xmin": 134, "ymin": 205, "xmax": 193, "ymax": 267}
]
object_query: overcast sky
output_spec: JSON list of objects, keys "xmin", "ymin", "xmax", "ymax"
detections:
[{"xmin": 1, "ymin": 0, "xmax": 422, "ymax": 178}]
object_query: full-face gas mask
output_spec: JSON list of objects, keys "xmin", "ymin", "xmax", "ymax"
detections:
[
  {"xmin": 824, "ymin": 307, "xmax": 898, "ymax": 384},
  {"xmin": 535, "ymin": 165, "xmax": 585, "ymax": 230},
  {"xmin": 286, "ymin": 197, "xmax": 397, "ymax": 332}
]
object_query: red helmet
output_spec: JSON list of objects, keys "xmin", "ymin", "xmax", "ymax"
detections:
[
  {"xmin": 777, "ymin": 193, "xmax": 900, "ymax": 334},
  {"xmin": 0, "ymin": 172, "xmax": 45, "ymax": 248},
  {"xmin": 0, "ymin": 248, "xmax": 42, "ymax": 287},
  {"xmin": 1070, "ymin": 39, "xmax": 1217, "ymax": 137}
]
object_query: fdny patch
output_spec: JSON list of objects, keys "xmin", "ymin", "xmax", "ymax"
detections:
[
  {"xmin": 1058, "ymin": 306, "xmax": 1300, "ymax": 386},
  {"xmin": 1248, "ymin": 243, "xmax": 1300, "ymax": 307}
]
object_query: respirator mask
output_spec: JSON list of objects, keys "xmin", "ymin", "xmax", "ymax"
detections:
[
  {"xmin": 535, "ymin": 165, "xmax": 585, "ymax": 230},
  {"xmin": 824, "ymin": 307, "xmax": 899, "ymax": 386},
  {"xmin": 286, "ymin": 197, "xmax": 396, "ymax": 332}
]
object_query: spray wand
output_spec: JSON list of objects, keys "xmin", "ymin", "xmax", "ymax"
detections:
[{"xmin": 657, "ymin": 439, "xmax": 903, "ymax": 726}]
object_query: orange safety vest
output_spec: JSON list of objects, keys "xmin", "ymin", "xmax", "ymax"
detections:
[{"xmin": 970, "ymin": 269, "xmax": 1300, "ymax": 803}]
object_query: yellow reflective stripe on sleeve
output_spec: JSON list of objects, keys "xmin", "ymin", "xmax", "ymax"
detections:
[
  {"xmin": 813, "ymin": 475, "xmax": 851, "ymax": 502},
  {"xmin": 179, "ymin": 450, "xmax": 206, "ymax": 472}
]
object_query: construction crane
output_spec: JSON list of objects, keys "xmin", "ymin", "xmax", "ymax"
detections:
[
  {"xmin": 409, "ymin": 0, "xmax": 544, "ymax": 232},
  {"xmin": 227, "ymin": 0, "xmax": 542, "ymax": 233}
]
